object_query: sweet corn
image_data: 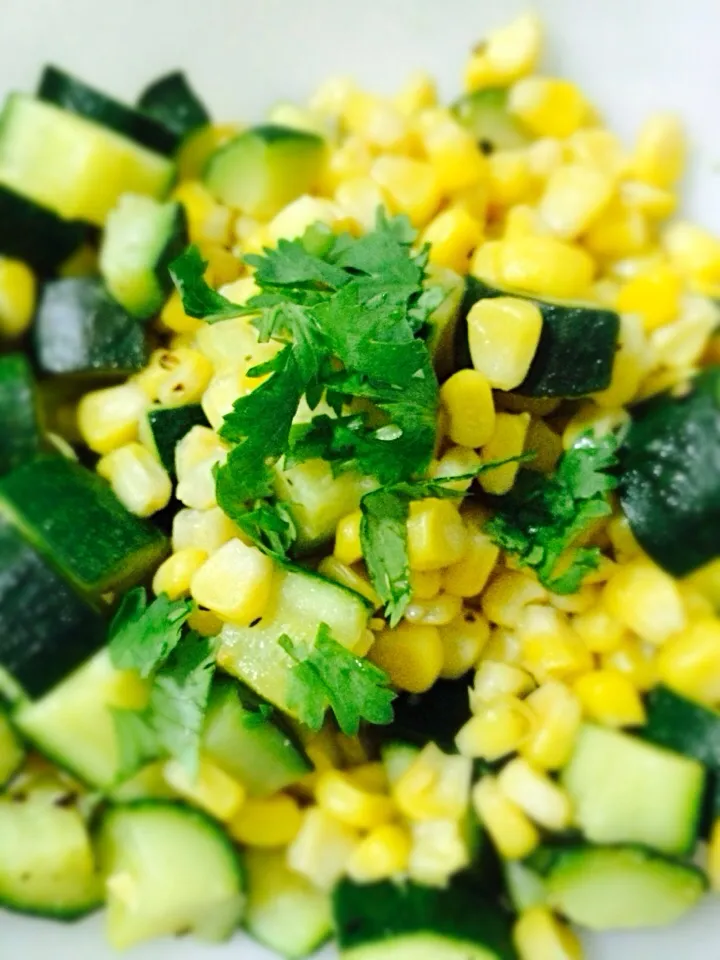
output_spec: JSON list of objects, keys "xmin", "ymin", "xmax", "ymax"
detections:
[
  {"xmin": 97, "ymin": 442, "xmax": 172, "ymax": 518},
  {"xmin": 482, "ymin": 626, "xmax": 523, "ymax": 665},
  {"xmin": 370, "ymin": 623, "xmax": 443, "ymax": 694},
  {"xmin": 679, "ymin": 585, "xmax": 715, "ymax": 621},
  {"xmin": 58, "ymin": 243, "xmax": 98, "ymax": 278},
  {"xmin": 431, "ymin": 446, "xmax": 483, "ymax": 493},
  {"xmin": 572, "ymin": 605, "xmax": 626, "ymax": 653},
  {"xmin": 321, "ymin": 136, "xmax": 373, "ymax": 193},
  {"xmin": 163, "ymin": 757, "xmax": 246, "ymax": 822},
  {"xmin": 407, "ymin": 499, "xmax": 467, "ymax": 571},
  {"xmin": 567, "ymin": 128, "xmax": 626, "ymax": 179},
  {"xmin": 498, "ymin": 757, "xmax": 573, "ymax": 830},
  {"xmin": 404, "ymin": 592, "xmax": 463, "ymax": 627},
  {"xmin": 395, "ymin": 70, "xmax": 437, "ymax": 115},
  {"xmin": 316, "ymin": 770, "xmax": 395, "ymax": 830},
  {"xmin": 0, "ymin": 257, "xmax": 36, "ymax": 338},
  {"xmin": 227, "ymin": 794, "xmax": 302, "ymax": 847},
  {"xmin": 335, "ymin": 177, "xmax": 387, "ymax": 233},
  {"xmin": 410, "ymin": 569, "xmax": 442, "ymax": 601},
  {"xmin": 494, "ymin": 236, "xmax": 595, "ymax": 299},
  {"xmin": 465, "ymin": 13, "xmax": 542, "ymax": 90},
  {"xmin": 443, "ymin": 513, "xmax": 499, "ymax": 598},
  {"xmin": 657, "ymin": 617, "xmax": 720, "ymax": 705},
  {"xmin": 422, "ymin": 207, "xmax": 483, "ymax": 273},
  {"xmin": 393, "ymin": 743, "xmax": 472, "ymax": 822},
  {"xmin": 481, "ymin": 571, "xmax": 547, "ymax": 627},
  {"xmin": 603, "ymin": 560, "xmax": 686, "ymax": 646},
  {"xmin": 152, "ymin": 548, "xmax": 208, "ymax": 600},
  {"xmin": 154, "ymin": 348, "xmax": 214, "ymax": 407},
  {"xmin": 651, "ymin": 294, "xmax": 719, "ymax": 370},
  {"xmin": 539, "ymin": 163, "xmax": 614, "ymax": 239},
  {"xmin": 172, "ymin": 180, "xmax": 232, "ymax": 245},
  {"xmin": 176, "ymin": 455, "xmax": 224, "ymax": 511},
  {"xmin": 470, "ymin": 240, "xmax": 504, "ymax": 285},
  {"xmin": 287, "ymin": 808, "xmax": 359, "ymax": 891},
  {"xmin": 200, "ymin": 242, "xmax": 242, "ymax": 287},
  {"xmin": 371, "ymin": 156, "xmax": 442, "ymax": 227},
  {"xmin": 664, "ymin": 221, "xmax": 720, "ymax": 283},
  {"xmin": 576, "ymin": 670, "xmax": 647, "ymax": 728},
  {"xmin": 343, "ymin": 91, "xmax": 411, "ymax": 152},
  {"xmin": 201, "ymin": 370, "xmax": 248, "ymax": 431},
  {"xmin": 509, "ymin": 77, "xmax": 589, "ymax": 138},
  {"xmin": 440, "ymin": 369, "xmax": 495, "ymax": 447},
  {"xmin": 519, "ymin": 605, "xmax": 593, "ymax": 682},
  {"xmin": 525, "ymin": 418, "xmax": 563, "ymax": 474},
  {"xmin": 617, "ymin": 263, "xmax": 682, "ymax": 331},
  {"xmin": 620, "ymin": 180, "xmax": 676, "ymax": 220},
  {"xmin": 268, "ymin": 195, "xmax": 340, "ymax": 244},
  {"xmin": 487, "ymin": 150, "xmax": 535, "ymax": 210},
  {"xmin": 334, "ymin": 510, "xmax": 363, "ymax": 566},
  {"xmin": 310, "ymin": 75, "xmax": 357, "ymax": 117},
  {"xmin": 455, "ymin": 696, "xmax": 533, "ymax": 761},
  {"xmin": 408, "ymin": 818, "xmax": 471, "ymax": 886},
  {"xmin": 191, "ymin": 538, "xmax": 275, "ymax": 625},
  {"xmin": 172, "ymin": 506, "xmax": 245, "ymax": 554},
  {"xmin": 514, "ymin": 907, "xmax": 583, "ymax": 960},
  {"xmin": 187, "ymin": 608, "xmax": 223, "ymax": 637},
  {"xmin": 439, "ymin": 610, "xmax": 491, "ymax": 679},
  {"xmin": 502, "ymin": 204, "xmax": 546, "ymax": 240},
  {"xmin": 317, "ymin": 556, "xmax": 381, "ymax": 610},
  {"xmin": 472, "ymin": 776, "xmax": 539, "ymax": 859},
  {"xmin": 419, "ymin": 111, "xmax": 488, "ymax": 193},
  {"xmin": 708, "ymin": 819, "xmax": 720, "ymax": 892},
  {"xmin": 632, "ymin": 113, "xmax": 685, "ymax": 188},
  {"xmin": 584, "ymin": 199, "xmax": 650, "ymax": 260},
  {"xmin": 77, "ymin": 383, "xmax": 148, "ymax": 455},
  {"xmin": 471, "ymin": 661, "xmax": 535, "ymax": 708},
  {"xmin": 346, "ymin": 823, "xmax": 412, "ymax": 883},
  {"xmin": 159, "ymin": 290, "xmax": 202, "ymax": 334},
  {"xmin": 522, "ymin": 681, "xmax": 582, "ymax": 770},
  {"xmin": 601, "ymin": 639, "xmax": 657, "ymax": 692},
  {"xmin": 686, "ymin": 557, "xmax": 720, "ymax": 609},
  {"xmin": 466, "ymin": 297, "xmax": 543, "ymax": 391}
]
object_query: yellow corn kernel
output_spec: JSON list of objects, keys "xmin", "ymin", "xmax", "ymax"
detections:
[
  {"xmin": 317, "ymin": 557, "xmax": 381, "ymax": 610},
  {"xmin": 407, "ymin": 499, "xmax": 467, "ymax": 571},
  {"xmin": 573, "ymin": 669, "xmax": 647, "ymax": 728},
  {"xmin": 620, "ymin": 180, "xmax": 676, "ymax": 220},
  {"xmin": 187, "ymin": 607, "xmax": 223, "ymax": 637},
  {"xmin": 287, "ymin": 808, "xmax": 359, "ymax": 891},
  {"xmin": 481, "ymin": 571, "xmax": 547, "ymax": 627},
  {"xmin": 549, "ymin": 584, "xmax": 599, "ymax": 617},
  {"xmin": 177, "ymin": 123, "xmax": 240, "ymax": 181},
  {"xmin": 472, "ymin": 776, "xmax": 540, "ymax": 859},
  {"xmin": 430, "ymin": 447, "xmax": 483, "ymax": 493},
  {"xmin": 443, "ymin": 515, "xmax": 499, "ymax": 598},
  {"xmin": 478, "ymin": 411, "xmax": 531, "ymax": 495},
  {"xmin": 268, "ymin": 195, "xmax": 340, "ymax": 244},
  {"xmin": 592, "ymin": 278, "xmax": 621, "ymax": 308},
  {"xmin": 519, "ymin": 605, "xmax": 593, "ymax": 682},
  {"xmin": 58, "ymin": 243, "xmax": 98, "ymax": 278},
  {"xmin": 408, "ymin": 818, "xmax": 471, "ymax": 886},
  {"xmin": 539, "ymin": 164, "xmax": 614, "ymax": 240},
  {"xmin": 227, "ymin": 794, "xmax": 302, "ymax": 848},
  {"xmin": 657, "ymin": 617, "xmax": 720, "ymax": 705},
  {"xmin": 502, "ymin": 204, "xmax": 545, "ymax": 240},
  {"xmin": 453, "ymin": 181, "xmax": 490, "ymax": 222},
  {"xmin": 173, "ymin": 428, "xmax": 224, "ymax": 482},
  {"xmin": 201, "ymin": 370, "xmax": 246, "ymax": 431},
  {"xmin": 651, "ymin": 295, "xmax": 719, "ymax": 371},
  {"xmin": 321, "ymin": 136, "xmax": 373, "ymax": 193},
  {"xmin": 77, "ymin": 383, "xmax": 148, "ymax": 455},
  {"xmin": 708, "ymin": 819, "xmax": 720, "ymax": 892},
  {"xmin": 514, "ymin": 907, "xmax": 584, "ymax": 960},
  {"xmin": 393, "ymin": 743, "xmax": 472, "ymax": 822},
  {"xmin": 404, "ymin": 592, "xmax": 463, "ymax": 627},
  {"xmin": 371, "ymin": 156, "xmax": 442, "ymax": 228},
  {"xmin": 419, "ymin": 111, "xmax": 488, "ymax": 193},
  {"xmin": 163, "ymin": 757, "xmax": 245, "ymax": 822},
  {"xmin": 603, "ymin": 560, "xmax": 686, "ymax": 646},
  {"xmin": 334, "ymin": 177, "xmax": 386, "ymax": 234},
  {"xmin": 191, "ymin": 538, "xmax": 274, "ymax": 625},
  {"xmin": 334, "ymin": 510, "xmax": 363, "ymax": 566},
  {"xmin": 152, "ymin": 548, "xmax": 208, "ymax": 600},
  {"xmin": 158, "ymin": 290, "xmax": 202, "ymax": 334},
  {"xmin": 315, "ymin": 770, "xmax": 395, "ymax": 830},
  {"xmin": 172, "ymin": 180, "xmax": 232, "ymax": 245},
  {"xmin": 410, "ymin": 570, "xmax": 442, "ymax": 601},
  {"xmin": 487, "ymin": 150, "xmax": 535, "ymax": 210},
  {"xmin": 176, "ymin": 454, "xmax": 223, "ymax": 511},
  {"xmin": 370, "ymin": 623, "xmax": 443, "ymax": 694},
  {"xmin": 522, "ymin": 681, "xmax": 582, "ymax": 770},
  {"xmin": 97, "ymin": 442, "xmax": 172, "ymax": 518},
  {"xmin": 343, "ymin": 91, "xmax": 411, "ymax": 152},
  {"xmin": 498, "ymin": 757, "xmax": 573, "ymax": 830},
  {"xmin": 422, "ymin": 207, "xmax": 483, "ymax": 273},
  {"xmin": 495, "ymin": 236, "xmax": 595, "ymax": 299},
  {"xmin": 567, "ymin": 128, "xmax": 626, "ymax": 179},
  {"xmin": 616, "ymin": 264, "xmax": 682, "ymax": 331},
  {"xmin": 154, "ymin": 348, "xmax": 214, "ymax": 407},
  {"xmin": 601, "ymin": 639, "xmax": 657, "ymax": 692},
  {"xmin": 464, "ymin": 14, "xmax": 542, "ymax": 90},
  {"xmin": 439, "ymin": 610, "xmax": 491, "ymax": 679},
  {"xmin": 200, "ymin": 242, "xmax": 242, "ymax": 287},
  {"xmin": 310, "ymin": 75, "xmax": 357, "ymax": 116},
  {"xmin": 687, "ymin": 558, "xmax": 720, "ymax": 608},
  {"xmin": 456, "ymin": 696, "xmax": 533, "ymax": 761},
  {"xmin": 482, "ymin": 626, "xmax": 523, "ymax": 665},
  {"xmin": 471, "ymin": 661, "xmax": 535, "ymax": 708},
  {"xmin": 509, "ymin": 78, "xmax": 590, "ymax": 139},
  {"xmin": 466, "ymin": 297, "xmax": 543, "ymax": 391},
  {"xmin": 470, "ymin": 240, "xmax": 504, "ymax": 286},
  {"xmin": 440, "ymin": 369, "xmax": 495, "ymax": 447},
  {"xmin": 346, "ymin": 823, "xmax": 412, "ymax": 883},
  {"xmin": 395, "ymin": 70, "xmax": 437, "ymax": 115},
  {"xmin": 584, "ymin": 200, "xmax": 650, "ymax": 260},
  {"xmin": 632, "ymin": 113, "xmax": 685, "ymax": 188},
  {"xmin": 525, "ymin": 418, "xmax": 563, "ymax": 474},
  {"xmin": 680, "ymin": 585, "xmax": 715, "ymax": 621},
  {"xmin": 572, "ymin": 606, "xmax": 626, "ymax": 654},
  {"xmin": 172, "ymin": 506, "xmax": 245, "ymax": 554},
  {"xmin": 0, "ymin": 257, "xmax": 36, "ymax": 338}
]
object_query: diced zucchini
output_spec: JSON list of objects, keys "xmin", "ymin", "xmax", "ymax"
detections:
[
  {"xmin": 99, "ymin": 193, "xmax": 187, "ymax": 319},
  {"xmin": 0, "ymin": 354, "xmax": 43, "ymax": 474},
  {"xmin": 0, "ymin": 94, "xmax": 175, "ymax": 227},
  {"xmin": 204, "ymin": 125, "xmax": 326, "ymax": 219},
  {"xmin": 0, "ymin": 709, "xmax": 24, "ymax": 786},
  {"xmin": 110, "ymin": 761, "xmax": 178, "ymax": 802},
  {"xmin": 0, "ymin": 184, "xmax": 86, "ymax": 274},
  {"xmin": 561, "ymin": 724, "xmax": 705, "ymax": 855},
  {"xmin": 451, "ymin": 88, "xmax": 529, "ymax": 152},
  {"xmin": 203, "ymin": 677, "xmax": 311, "ymax": 796},
  {"xmin": 644, "ymin": 685, "xmax": 720, "ymax": 768},
  {"xmin": 137, "ymin": 71, "xmax": 210, "ymax": 147},
  {"xmin": 503, "ymin": 861, "xmax": 547, "ymax": 912},
  {"xmin": 0, "ymin": 455, "xmax": 167, "ymax": 599},
  {"xmin": 425, "ymin": 266, "xmax": 466, "ymax": 381},
  {"xmin": 144, "ymin": 403, "xmax": 209, "ymax": 475},
  {"xmin": 34, "ymin": 277, "xmax": 148, "ymax": 377},
  {"xmin": 97, "ymin": 801, "xmax": 245, "ymax": 948},
  {"xmin": 218, "ymin": 565, "xmax": 371, "ymax": 714},
  {"xmin": 245, "ymin": 849, "xmax": 333, "ymax": 959}
]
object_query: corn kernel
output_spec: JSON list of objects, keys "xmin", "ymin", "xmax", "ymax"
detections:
[
  {"xmin": 573, "ymin": 669, "xmax": 646, "ymax": 728},
  {"xmin": 708, "ymin": 819, "xmax": 720, "ymax": 892},
  {"xmin": 657, "ymin": 617, "xmax": 720, "ymax": 705},
  {"xmin": 172, "ymin": 506, "xmax": 245, "ymax": 554},
  {"xmin": 487, "ymin": 150, "xmax": 535, "ymax": 210},
  {"xmin": 471, "ymin": 662, "xmax": 534, "ymax": 708},
  {"xmin": 316, "ymin": 770, "xmax": 395, "ymax": 830},
  {"xmin": 498, "ymin": 757, "xmax": 573, "ymax": 830},
  {"xmin": 464, "ymin": 14, "xmax": 542, "ymax": 91},
  {"xmin": 410, "ymin": 569, "xmax": 443, "ymax": 601},
  {"xmin": 687, "ymin": 558, "xmax": 720, "ymax": 609},
  {"xmin": 680, "ymin": 585, "xmax": 715, "ymax": 621},
  {"xmin": 188, "ymin": 608, "xmax": 223, "ymax": 637},
  {"xmin": 584, "ymin": 200, "xmax": 650, "ymax": 260},
  {"xmin": 539, "ymin": 164, "xmax": 614, "ymax": 240},
  {"xmin": 572, "ymin": 606, "xmax": 626, "ymax": 654},
  {"xmin": 466, "ymin": 297, "xmax": 543, "ymax": 391},
  {"xmin": 519, "ymin": 605, "xmax": 593, "ymax": 682},
  {"xmin": 482, "ymin": 626, "xmax": 523, "ymax": 665},
  {"xmin": 371, "ymin": 156, "xmax": 442, "ymax": 228},
  {"xmin": 407, "ymin": 499, "xmax": 467, "ymax": 571},
  {"xmin": 310, "ymin": 75, "xmax": 357, "ymax": 117},
  {"xmin": 176, "ymin": 454, "xmax": 224, "ymax": 511},
  {"xmin": 422, "ymin": 207, "xmax": 483, "ymax": 273},
  {"xmin": 510, "ymin": 78, "xmax": 589, "ymax": 139},
  {"xmin": 77, "ymin": 383, "xmax": 148, "ymax": 455},
  {"xmin": 153, "ymin": 348, "xmax": 214, "ymax": 407},
  {"xmin": 620, "ymin": 180, "xmax": 676, "ymax": 220},
  {"xmin": 522, "ymin": 681, "xmax": 582, "ymax": 770},
  {"xmin": 163, "ymin": 756, "xmax": 245, "ymax": 822},
  {"xmin": 633, "ymin": 113, "xmax": 685, "ymax": 189},
  {"xmin": 456, "ymin": 696, "xmax": 533, "ymax": 761},
  {"xmin": 191, "ymin": 538, "xmax": 274, "ymax": 625},
  {"xmin": 152, "ymin": 548, "xmax": 208, "ymax": 600},
  {"xmin": 321, "ymin": 136, "xmax": 373, "ymax": 193},
  {"xmin": 287, "ymin": 808, "xmax": 358, "ymax": 891},
  {"xmin": 470, "ymin": 240, "xmax": 504, "ymax": 286},
  {"xmin": 601, "ymin": 639, "xmax": 657, "ymax": 692},
  {"xmin": 549, "ymin": 584, "xmax": 599, "ymax": 616},
  {"xmin": 334, "ymin": 510, "xmax": 363, "ymax": 566},
  {"xmin": 343, "ymin": 91, "xmax": 411, "ymax": 152},
  {"xmin": 317, "ymin": 557, "xmax": 381, "ymax": 610},
  {"xmin": 393, "ymin": 743, "xmax": 472, "ymax": 822},
  {"xmin": 443, "ymin": 513, "xmax": 499, "ymax": 598},
  {"xmin": 617, "ymin": 264, "xmax": 682, "ymax": 331},
  {"xmin": 439, "ymin": 369, "xmax": 495, "ymax": 447},
  {"xmin": 419, "ymin": 111, "xmax": 488, "ymax": 193},
  {"xmin": 404, "ymin": 592, "xmax": 463, "ymax": 627},
  {"xmin": 334, "ymin": 177, "xmax": 386, "ymax": 233},
  {"xmin": 370, "ymin": 623, "xmax": 443, "ymax": 694},
  {"xmin": 472, "ymin": 776, "xmax": 539, "ymax": 859},
  {"xmin": 651, "ymin": 294, "xmax": 719, "ymax": 370},
  {"xmin": 430, "ymin": 446, "xmax": 483, "ymax": 493},
  {"xmin": 408, "ymin": 818, "xmax": 471, "ymax": 886},
  {"xmin": 268, "ymin": 195, "xmax": 340, "ymax": 244},
  {"xmin": 514, "ymin": 907, "xmax": 583, "ymax": 960},
  {"xmin": 503, "ymin": 204, "xmax": 546, "ymax": 240},
  {"xmin": 525, "ymin": 418, "xmax": 563, "ymax": 474},
  {"xmin": 495, "ymin": 236, "xmax": 595, "ymax": 299},
  {"xmin": 346, "ymin": 823, "xmax": 412, "ymax": 883},
  {"xmin": 482, "ymin": 571, "xmax": 547, "ymax": 627},
  {"xmin": 200, "ymin": 242, "xmax": 242, "ymax": 287},
  {"xmin": 227, "ymin": 794, "xmax": 302, "ymax": 847},
  {"xmin": 439, "ymin": 610, "xmax": 491, "ymax": 679},
  {"xmin": 479, "ymin": 411, "xmax": 531, "ymax": 495},
  {"xmin": 567, "ymin": 128, "xmax": 626, "ymax": 179},
  {"xmin": 603, "ymin": 560, "xmax": 686, "ymax": 646},
  {"xmin": 158, "ymin": 290, "xmax": 202, "ymax": 334},
  {"xmin": 172, "ymin": 180, "xmax": 232, "ymax": 245},
  {"xmin": 0, "ymin": 257, "xmax": 36, "ymax": 338},
  {"xmin": 96, "ymin": 442, "xmax": 172, "ymax": 518}
]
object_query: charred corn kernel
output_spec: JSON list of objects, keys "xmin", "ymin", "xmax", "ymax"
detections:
[
  {"xmin": 77, "ymin": 383, "xmax": 147, "ymax": 455},
  {"xmin": 407, "ymin": 499, "xmax": 467, "ymax": 571},
  {"xmin": 514, "ymin": 907, "xmax": 583, "ymax": 960},
  {"xmin": 523, "ymin": 681, "xmax": 581, "ymax": 770},
  {"xmin": 478, "ymin": 411, "xmax": 531, "ymax": 495},
  {"xmin": 287, "ymin": 808, "xmax": 358, "ymax": 891},
  {"xmin": 585, "ymin": 201, "xmax": 650, "ymax": 260},
  {"xmin": 651, "ymin": 295, "xmax": 719, "ymax": 370},
  {"xmin": 154, "ymin": 348, "xmax": 213, "ymax": 407},
  {"xmin": 601, "ymin": 639, "xmax": 657, "ymax": 692},
  {"xmin": 482, "ymin": 626, "xmax": 523, "ymax": 665},
  {"xmin": 0, "ymin": 257, "xmax": 36, "ymax": 338},
  {"xmin": 464, "ymin": 14, "xmax": 542, "ymax": 90},
  {"xmin": 335, "ymin": 177, "xmax": 386, "ymax": 233},
  {"xmin": 317, "ymin": 557, "xmax": 381, "ymax": 610},
  {"xmin": 620, "ymin": 180, "xmax": 676, "ymax": 219},
  {"xmin": 159, "ymin": 290, "xmax": 202, "ymax": 334},
  {"xmin": 227, "ymin": 794, "xmax": 302, "ymax": 848},
  {"xmin": 422, "ymin": 207, "xmax": 483, "ymax": 273},
  {"xmin": 177, "ymin": 123, "xmax": 240, "ymax": 181},
  {"xmin": 519, "ymin": 606, "xmax": 593, "ymax": 682},
  {"xmin": 657, "ymin": 617, "xmax": 720, "ymax": 704},
  {"xmin": 616, "ymin": 264, "xmax": 682, "ymax": 331},
  {"xmin": 603, "ymin": 560, "xmax": 686, "ymax": 646},
  {"xmin": 573, "ymin": 669, "xmax": 646, "ymax": 728},
  {"xmin": 430, "ymin": 446, "xmax": 483, "ymax": 493},
  {"xmin": 371, "ymin": 156, "xmax": 441, "ymax": 228},
  {"xmin": 487, "ymin": 150, "xmax": 535, "ymax": 209},
  {"xmin": 456, "ymin": 696, "xmax": 533, "ymax": 761},
  {"xmin": 499, "ymin": 757, "xmax": 573, "ymax": 830},
  {"xmin": 371, "ymin": 622, "xmax": 443, "ymax": 694},
  {"xmin": 470, "ymin": 240, "xmax": 504, "ymax": 285},
  {"xmin": 440, "ymin": 369, "xmax": 495, "ymax": 446},
  {"xmin": 395, "ymin": 70, "xmax": 437, "ymax": 115},
  {"xmin": 633, "ymin": 113, "xmax": 685, "ymax": 188},
  {"xmin": 268, "ymin": 195, "xmax": 340, "ymax": 244},
  {"xmin": 482, "ymin": 571, "xmax": 547, "ymax": 627},
  {"xmin": 539, "ymin": 164, "xmax": 614, "ymax": 240},
  {"xmin": 567, "ymin": 128, "xmax": 626, "ymax": 178},
  {"xmin": 172, "ymin": 506, "xmax": 245, "ymax": 554},
  {"xmin": 509, "ymin": 78, "xmax": 589, "ymax": 139},
  {"xmin": 708, "ymin": 820, "xmax": 720, "ymax": 892},
  {"xmin": 172, "ymin": 180, "xmax": 232, "ymax": 245},
  {"xmin": 471, "ymin": 662, "xmax": 535, "ymax": 708},
  {"xmin": 97, "ymin": 443, "xmax": 172, "ymax": 518},
  {"xmin": 419, "ymin": 112, "xmax": 488, "ymax": 192},
  {"xmin": 316, "ymin": 770, "xmax": 395, "ymax": 830},
  {"xmin": 343, "ymin": 91, "xmax": 410, "ymax": 152},
  {"xmin": 410, "ymin": 570, "xmax": 442, "ymax": 601},
  {"xmin": 472, "ymin": 776, "xmax": 539, "ymax": 859},
  {"xmin": 404, "ymin": 592, "xmax": 463, "ymax": 627},
  {"xmin": 408, "ymin": 818, "xmax": 471, "ymax": 886},
  {"xmin": 572, "ymin": 606, "xmax": 625, "ymax": 653},
  {"xmin": 394, "ymin": 743, "xmax": 472, "ymax": 821},
  {"xmin": 525, "ymin": 418, "xmax": 563, "ymax": 474},
  {"xmin": 439, "ymin": 610, "xmax": 491, "ymax": 679},
  {"xmin": 443, "ymin": 522, "xmax": 499, "ymax": 599},
  {"xmin": 191, "ymin": 538, "xmax": 274, "ymax": 625},
  {"xmin": 346, "ymin": 823, "xmax": 412, "ymax": 883},
  {"xmin": 163, "ymin": 757, "xmax": 245, "ymax": 822},
  {"xmin": 153, "ymin": 548, "xmax": 208, "ymax": 600},
  {"xmin": 496, "ymin": 236, "xmax": 595, "ymax": 299},
  {"xmin": 334, "ymin": 510, "xmax": 363, "ymax": 566},
  {"xmin": 466, "ymin": 297, "xmax": 542, "ymax": 391}
]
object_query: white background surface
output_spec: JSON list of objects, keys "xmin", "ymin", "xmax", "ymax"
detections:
[{"xmin": 1, "ymin": 0, "xmax": 719, "ymax": 956}]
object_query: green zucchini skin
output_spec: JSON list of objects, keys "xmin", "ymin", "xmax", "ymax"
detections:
[
  {"xmin": 0, "ymin": 354, "xmax": 44, "ymax": 475},
  {"xmin": 147, "ymin": 404, "xmax": 210, "ymax": 475},
  {"xmin": 137, "ymin": 71, "xmax": 210, "ymax": 146},
  {"xmin": 644, "ymin": 685, "xmax": 720, "ymax": 768},
  {"xmin": 0, "ymin": 185, "xmax": 87, "ymax": 275},
  {"xmin": 451, "ymin": 88, "xmax": 529, "ymax": 152}
]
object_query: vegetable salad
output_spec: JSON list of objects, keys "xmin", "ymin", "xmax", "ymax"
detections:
[{"xmin": 1, "ymin": 11, "xmax": 720, "ymax": 960}]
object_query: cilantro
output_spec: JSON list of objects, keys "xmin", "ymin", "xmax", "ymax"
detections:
[
  {"xmin": 110, "ymin": 708, "xmax": 160, "ymax": 780},
  {"xmin": 168, "ymin": 245, "xmax": 248, "ymax": 323},
  {"xmin": 280, "ymin": 624, "xmax": 396, "ymax": 735},
  {"xmin": 108, "ymin": 588, "xmax": 193, "ymax": 678},
  {"xmin": 485, "ymin": 432, "xmax": 620, "ymax": 594},
  {"xmin": 242, "ymin": 702, "xmax": 275, "ymax": 729}
]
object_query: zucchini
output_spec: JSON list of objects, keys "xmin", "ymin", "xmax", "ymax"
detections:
[
  {"xmin": 458, "ymin": 277, "xmax": 620, "ymax": 397},
  {"xmin": 644, "ymin": 685, "xmax": 720, "ymax": 768},
  {"xmin": 0, "ymin": 184, "xmax": 86, "ymax": 274},
  {"xmin": 0, "ymin": 354, "xmax": 43, "ymax": 474},
  {"xmin": 451, "ymin": 88, "xmax": 529, "ymax": 153},
  {"xmin": 38, "ymin": 65, "xmax": 177, "ymax": 155},
  {"xmin": 0, "ymin": 455, "xmax": 167, "ymax": 599},
  {"xmin": 0, "ymin": 94, "xmax": 175, "ymax": 227},
  {"xmin": 245, "ymin": 849, "xmax": 332, "ymax": 959},
  {"xmin": 0, "ymin": 709, "xmax": 24, "ymax": 786},
  {"xmin": 99, "ymin": 193, "xmax": 187, "ymax": 319},
  {"xmin": 33, "ymin": 277, "xmax": 148, "ymax": 377},
  {"xmin": 97, "ymin": 801, "xmax": 245, "ymax": 948},
  {"xmin": 619, "ymin": 367, "xmax": 720, "ymax": 576},
  {"xmin": 137, "ymin": 71, "xmax": 210, "ymax": 146},
  {"xmin": 502, "ymin": 860, "xmax": 546, "ymax": 912},
  {"xmin": 205, "ymin": 125, "xmax": 326, "ymax": 219},
  {"xmin": 144, "ymin": 403, "xmax": 210, "ymax": 475},
  {"xmin": 561, "ymin": 723, "xmax": 705, "ymax": 856},
  {"xmin": 218, "ymin": 565, "xmax": 371, "ymax": 714},
  {"xmin": 333, "ymin": 877, "xmax": 515, "ymax": 960}
]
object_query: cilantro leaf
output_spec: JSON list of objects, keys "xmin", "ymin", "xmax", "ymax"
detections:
[
  {"xmin": 245, "ymin": 234, "xmax": 349, "ymax": 293},
  {"xmin": 242, "ymin": 702, "xmax": 275, "ymax": 729},
  {"xmin": 108, "ymin": 588, "xmax": 193, "ymax": 678},
  {"xmin": 110, "ymin": 708, "xmax": 160, "ymax": 780},
  {"xmin": 235, "ymin": 500, "xmax": 298, "ymax": 558},
  {"xmin": 169, "ymin": 245, "xmax": 247, "ymax": 323},
  {"xmin": 280, "ymin": 624, "xmax": 396, "ymax": 735}
]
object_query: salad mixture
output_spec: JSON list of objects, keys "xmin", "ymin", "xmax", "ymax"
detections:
[{"xmin": 2, "ymin": 11, "xmax": 720, "ymax": 959}]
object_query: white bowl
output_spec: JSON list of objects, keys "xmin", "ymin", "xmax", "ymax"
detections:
[{"xmin": 1, "ymin": 0, "xmax": 719, "ymax": 957}]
